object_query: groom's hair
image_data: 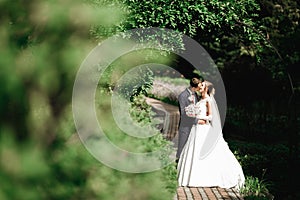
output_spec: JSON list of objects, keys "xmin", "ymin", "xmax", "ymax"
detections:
[
  {"xmin": 190, "ymin": 75, "xmax": 204, "ymax": 88},
  {"xmin": 190, "ymin": 77, "xmax": 201, "ymax": 88}
]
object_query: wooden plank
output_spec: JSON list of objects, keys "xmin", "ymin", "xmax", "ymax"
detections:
[
  {"xmin": 177, "ymin": 187, "xmax": 187, "ymax": 200},
  {"xmin": 212, "ymin": 187, "xmax": 224, "ymax": 200},
  {"xmin": 198, "ymin": 188, "xmax": 209, "ymax": 200},
  {"xmin": 184, "ymin": 187, "xmax": 194, "ymax": 200},
  {"xmin": 217, "ymin": 187, "xmax": 231, "ymax": 200},
  {"xmin": 190, "ymin": 187, "xmax": 203, "ymax": 200},
  {"xmin": 204, "ymin": 188, "xmax": 218, "ymax": 200},
  {"xmin": 227, "ymin": 188, "xmax": 244, "ymax": 200}
]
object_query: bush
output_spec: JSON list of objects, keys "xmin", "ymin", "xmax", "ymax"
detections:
[{"xmin": 241, "ymin": 175, "xmax": 273, "ymax": 200}]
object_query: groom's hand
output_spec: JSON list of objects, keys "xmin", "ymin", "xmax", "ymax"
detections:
[{"xmin": 197, "ymin": 119, "xmax": 206, "ymax": 125}]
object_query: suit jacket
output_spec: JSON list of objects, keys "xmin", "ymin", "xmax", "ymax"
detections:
[{"xmin": 176, "ymin": 88, "xmax": 199, "ymax": 158}]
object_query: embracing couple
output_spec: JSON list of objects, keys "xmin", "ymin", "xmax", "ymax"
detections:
[{"xmin": 176, "ymin": 76, "xmax": 245, "ymax": 190}]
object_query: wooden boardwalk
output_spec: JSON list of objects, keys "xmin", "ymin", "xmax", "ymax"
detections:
[
  {"xmin": 174, "ymin": 187, "xmax": 243, "ymax": 200},
  {"xmin": 145, "ymin": 97, "xmax": 179, "ymax": 141},
  {"xmin": 145, "ymin": 97, "xmax": 244, "ymax": 200}
]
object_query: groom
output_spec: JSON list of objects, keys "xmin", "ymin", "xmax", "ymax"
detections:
[{"xmin": 176, "ymin": 75, "xmax": 205, "ymax": 162}]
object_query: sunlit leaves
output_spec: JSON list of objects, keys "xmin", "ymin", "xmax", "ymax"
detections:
[{"xmin": 100, "ymin": 0, "xmax": 267, "ymax": 58}]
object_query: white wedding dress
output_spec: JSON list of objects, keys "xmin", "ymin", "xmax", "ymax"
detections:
[{"xmin": 177, "ymin": 97, "xmax": 245, "ymax": 189}]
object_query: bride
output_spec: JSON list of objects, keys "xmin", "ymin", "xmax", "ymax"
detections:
[{"xmin": 177, "ymin": 81, "xmax": 245, "ymax": 189}]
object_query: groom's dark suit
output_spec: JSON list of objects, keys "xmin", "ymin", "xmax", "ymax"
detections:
[{"xmin": 176, "ymin": 88, "xmax": 199, "ymax": 159}]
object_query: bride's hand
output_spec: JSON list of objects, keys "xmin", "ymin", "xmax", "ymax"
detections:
[{"xmin": 197, "ymin": 119, "xmax": 206, "ymax": 125}]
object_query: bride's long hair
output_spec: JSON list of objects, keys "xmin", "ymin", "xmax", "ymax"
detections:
[{"xmin": 205, "ymin": 81, "xmax": 215, "ymax": 96}]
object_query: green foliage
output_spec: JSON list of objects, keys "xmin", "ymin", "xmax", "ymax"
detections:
[
  {"xmin": 123, "ymin": 75, "xmax": 178, "ymax": 194},
  {"xmin": 230, "ymin": 144, "xmax": 274, "ymax": 199},
  {"xmin": 225, "ymin": 106, "xmax": 290, "ymax": 141},
  {"xmin": 130, "ymin": 94, "xmax": 154, "ymax": 124},
  {"xmin": 0, "ymin": 0, "xmax": 178, "ymax": 199},
  {"xmin": 89, "ymin": 0, "xmax": 267, "ymax": 58},
  {"xmin": 229, "ymin": 139, "xmax": 295, "ymax": 199},
  {"xmin": 256, "ymin": 0, "xmax": 300, "ymax": 80},
  {"xmin": 1, "ymin": 0, "xmax": 299, "ymax": 199},
  {"xmin": 95, "ymin": 90, "xmax": 177, "ymax": 197},
  {"xmin": 119, "ymin": 66, "xmax": 154, "ymax": 101},
  {"xmin": 241, "ymin": 175, "xmax": 273, "ymax": 200},
  {"xmin": 162, "ymin": 162, "xmax": 178, "ymax": 193},
  {"xmin": 131, "ymin": 98, "xmax": 178, "ymax": 194},
  {"xmin": 118, "ymin": 0, "xmax": 261, "ymax": 37},
  {"xmin": 98, "ymin": 48, "xmax": 173, "ymax": 93}
]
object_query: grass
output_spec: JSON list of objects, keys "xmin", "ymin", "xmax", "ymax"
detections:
[{"xmin": 240, "ymin": 174, "xmax": 273, "ymax": 200}]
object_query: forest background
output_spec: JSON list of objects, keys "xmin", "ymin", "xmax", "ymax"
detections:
[{"xmin": 0, "ymin": 0, "xmax": 299, "ymax": 199}]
